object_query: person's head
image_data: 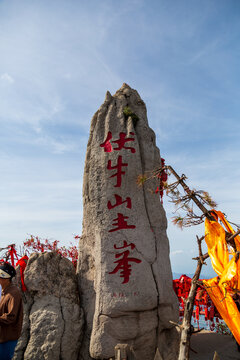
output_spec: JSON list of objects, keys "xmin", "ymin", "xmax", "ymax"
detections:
[{"xmin": 0, "ymin": 262, "xmax": 16, "ymax": 288}]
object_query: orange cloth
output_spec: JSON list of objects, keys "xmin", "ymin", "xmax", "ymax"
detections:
[
  {"xmin": 204, "ymin": 210, "xmax": 240, "ymax": 343},
  {"xmin": 203, "ymin": 277, "xmax": 240, "ymax": 344}
]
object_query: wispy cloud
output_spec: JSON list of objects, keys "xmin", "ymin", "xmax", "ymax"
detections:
[
  {"xmin": 33, "ymin": 135, "xmax": 79, "ymax": 154},
  {"xmin": 171, "ymin": 250, "xmax": 184, "ymax": 256},
  {"xmin": 0, "ymin": 73, "xmax": 14, "ymax": 83},
  {"xmin": 0, "ymin": 146, "xmax": 84, "ymax": 248},
  {"xmin": 188, "ymin": 38, "xmax": 222, "ymax": 65}
]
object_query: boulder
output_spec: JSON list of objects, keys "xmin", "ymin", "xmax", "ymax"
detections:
[
  {"xmin": 77, "ymin": 83, "xmax": 179, "ymax": 360},
  {"xmin": 13, "ymin": 252, "xmax": 84, "ymax": 360}
]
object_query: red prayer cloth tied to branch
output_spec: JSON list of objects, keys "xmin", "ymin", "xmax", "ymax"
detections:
[
  {"xmin": 0, "ymin": 247, "xmax": 28, "ymax": 292},
  {"xmin": 8, "ymin": 244, "xmax": 18, "ymax": 267},
  {"xmin": 16, "ymin": 255, "xmax": 29, "ymax": 292},
  {"xmin": 156, "ymin": 158, "xmax": 168, "ymax": 203},
  {"xmin": 173, "ymin": 275, "xmax": 221, "ymax": 330},
  {"xmin": 0, "ymin": 245, "xmax": 18, "ymax": 267}
]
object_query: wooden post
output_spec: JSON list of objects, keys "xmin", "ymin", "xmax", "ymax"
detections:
[{"xmin": 178, "ymin": 236, "xmax": 205, "ymax": 360}]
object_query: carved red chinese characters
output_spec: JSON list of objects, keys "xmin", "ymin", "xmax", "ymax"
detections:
[
  {"xmin": 107, "ymin": 194, "xmax": 132, "ymax": 210},
  {"xmin": 100, "ymin": 130, "xmax": 141, "ymax": 283},
  {"xmin": 107, "ymin": 156, "xmax": 128, "ymax": 188},
  {"xmin": 109, "ymin": 241, "xmax": 142, "ymax": 284},
  {"xmin": 100, "ymin": 131, "xmax": 136, "ymax": 153},
  {"xmin": 109, "ymin": 213, "xmax": 136, "ymax": 232}
]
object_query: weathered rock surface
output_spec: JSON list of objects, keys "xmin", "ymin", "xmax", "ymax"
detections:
[
  {"xmin": 13, "ymin": 252, "xmax": 84, "ymax": 360},
  {"xmin": 77, "ymin": 83, "xmax": 179, "ymax": 360}
]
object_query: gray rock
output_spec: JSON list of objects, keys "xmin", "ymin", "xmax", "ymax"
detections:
[
  {"xmin": 13, "ymin": 252, "xmax": 84, "ymax": 360},
  {"xmin": 77, "ymin": 83, "xmax": 179, "ymax": 360}
]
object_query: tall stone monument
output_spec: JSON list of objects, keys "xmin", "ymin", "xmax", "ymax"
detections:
[{"xmin": 77, "ymin": 84, "xmax": 179, "ymax": 360}]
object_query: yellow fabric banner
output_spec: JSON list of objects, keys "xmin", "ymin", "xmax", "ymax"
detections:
[
  {"xmin": 203, "ymin": 210, "xmax": 240, "ymax": 343},
  {"xmin": 203, "ymin": 277, "xmax": 240, "ymax": 344}
]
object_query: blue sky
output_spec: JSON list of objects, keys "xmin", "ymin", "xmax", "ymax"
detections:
[{"xmin": 0, "ymin": 0, "xmax": 240, "ymax": 276}]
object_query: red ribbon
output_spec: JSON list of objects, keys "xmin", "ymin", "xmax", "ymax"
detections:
[
  {"xmin": 156, "ymin": 158, "xmax": 168, "ymax": 203},
  {"xmin": 8, "ymin": 245, "xmax": 18, "ymax": 267},
  {"xmin": 173, "ymin": 275, "xmax": 221, "ymax": 330},
  {"xmin": 16, "ymin": 256, "xmax": 28, "ymax": 292}
]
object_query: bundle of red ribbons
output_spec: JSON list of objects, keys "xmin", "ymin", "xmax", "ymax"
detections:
[
  {"xmin": 173, "ymin": 274, "xmax": 221, "ymax": 330},
  {"xmin": 0, "ymin": 245, "xmax": 28, "ymax": 292}
]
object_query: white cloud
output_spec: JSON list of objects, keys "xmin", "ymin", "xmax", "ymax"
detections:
[
  {"xmin": 33, "ymin": 135, "xmax": 79, "ymax": 154},
  {"xmin": 188, "ymin": 38, "xmax": 222, "ymax": 65},
  {"xmin": 170, "ymin": 250, "xmax": 184, "ymax": 256},
  {"xmin": 0, "ymin": 149, "xmax": 84, "ymax": 249},
  {"xmin": 0, "ymin": 73, "xmax": 14, "ymax": 83},
  {"xmin": 34, "ymin": 127, "xmax": 42, "ymax": 134},
  {"xmin": 0, "ymin": 1, "xmax": 124, "ymax": 129}
]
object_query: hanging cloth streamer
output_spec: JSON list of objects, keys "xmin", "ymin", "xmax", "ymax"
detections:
[
  {"xmin": 8, "ymin": 244, "xmax": 18, "ymax": 267},
  {"xmin": 203, "ymin": 277, "xmax": 240, "ymax": 344},
  {"xmin": 203, "ymin": 210, "xmax": 240, "ymax": 344},
  {"xmin": 16, "ymin": 255, "xmax": 28, "ymax": 292}
]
